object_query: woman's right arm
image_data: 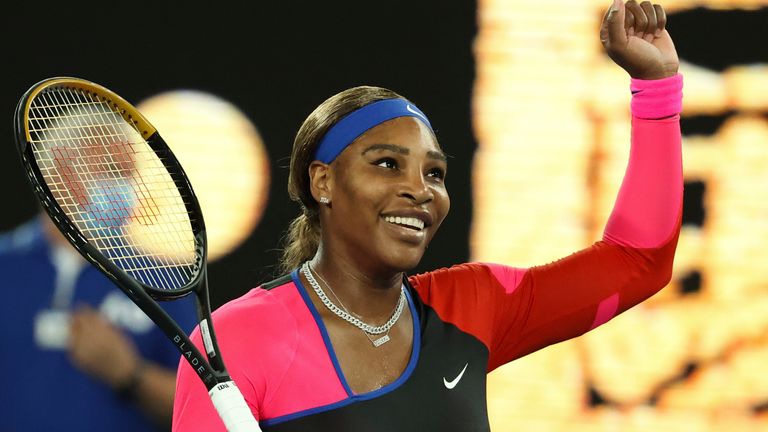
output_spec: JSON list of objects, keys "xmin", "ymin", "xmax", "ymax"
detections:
[
  {"xmin": 172, "ymin": 293, "xmax": 279, "ymax": 432},
  {"xmin": 172, "ymin": 325, "xmax": 262, "ymax": 432}
]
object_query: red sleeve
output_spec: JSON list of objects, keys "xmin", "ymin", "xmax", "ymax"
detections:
[{"xmin": 411, "ymin": 228, "xmax": 678, "ymax": 372}]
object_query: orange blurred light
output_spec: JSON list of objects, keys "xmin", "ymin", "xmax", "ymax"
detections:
[{"xmin": 136, "ymin": 91, "xmax": 270, "ymax": 262}]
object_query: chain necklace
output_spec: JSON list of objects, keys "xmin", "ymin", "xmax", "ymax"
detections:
[
  {"xmin": 301, "ymin": 261, "xmax": 406, "ymax": 347},
  {"xmin": 309, "ymin": 264, "xmax": 394, "ymax": 348}
]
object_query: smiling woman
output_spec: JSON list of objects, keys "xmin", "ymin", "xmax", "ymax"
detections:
[
  {"xmin": 173, "ymin": 1, "xmax": 685, "ymax": 431},
  {"xmin": 283, "ymin": 92, "xmax": 449, "ymax": 277}
]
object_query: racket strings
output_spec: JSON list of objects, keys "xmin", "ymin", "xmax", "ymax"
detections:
[
  {"xmin": 34, "ymin": 88, "xmax": 194, "ymax": 290},
  {"xmin": 54, "ymin": 88, "xmax": 197, "ymax": 290},
  {"xmin": 27, "ymin": 86, "xmax": 199, "ymax": 291},
  {"xmin": 31, "ymin": 88, "xmax": 192, "ymax": 290}
]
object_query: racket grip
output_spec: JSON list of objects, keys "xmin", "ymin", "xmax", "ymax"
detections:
[{"xmin": 208, "ymin": 380, "xmax": 262, "ymax": 432}]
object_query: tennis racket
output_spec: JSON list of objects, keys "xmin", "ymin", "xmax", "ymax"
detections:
[{"xmin": 14, "ymin": 77, "xmax": 261, "ymax": 432}]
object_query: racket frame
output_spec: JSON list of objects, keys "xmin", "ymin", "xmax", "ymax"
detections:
[{"xmin": 14, "ymin": 77, "xmax": 230, "ymax": 389}]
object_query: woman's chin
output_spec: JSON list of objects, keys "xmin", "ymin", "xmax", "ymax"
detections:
[{"xmin": 381, "ymin": 248, "xmax": 426, "ymax": 273}]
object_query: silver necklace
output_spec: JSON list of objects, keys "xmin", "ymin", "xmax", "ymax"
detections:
[
  {"xmin": 301, "ymin": 261, "xmax": 406, "ymax": 347},
  {"xmin": 310, "ymin": 264, "xmax": 395, "ymax": 348}
]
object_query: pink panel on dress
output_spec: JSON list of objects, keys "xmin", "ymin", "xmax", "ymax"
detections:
[
  {"xmin": 589, "ymin": 293, "xmax": 619, "ymax": 330},
  {"xmin": 484, "ymin": 262, "xmax": 528, "ymax": 294}
]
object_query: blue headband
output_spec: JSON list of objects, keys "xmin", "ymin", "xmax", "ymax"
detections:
[{"xmin": 313, "ymin": 98, "xmax": 433, "ymax": 163}]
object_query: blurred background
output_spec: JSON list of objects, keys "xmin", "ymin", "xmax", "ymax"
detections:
[{"xmin": 2, "ymin": 0, "xmax": 767, "ymax": 430}]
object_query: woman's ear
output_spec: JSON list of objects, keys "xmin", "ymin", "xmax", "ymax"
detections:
[{"xmin": 308, "ymin": 161, "xmax": 332, "ymax": 205}]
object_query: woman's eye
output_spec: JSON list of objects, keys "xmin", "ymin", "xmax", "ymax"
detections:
[
  {"xmin": 427, "ymin": 167, "xmax": 445, "ymax": 180},
  {"xmin": 375, "ymin": 158, "xmax": 397, "ymax": 169}
]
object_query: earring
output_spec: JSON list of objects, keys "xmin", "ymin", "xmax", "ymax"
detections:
[{"xmin": 319, "ymin": 197, "xmax": 330, "ymax": 205}]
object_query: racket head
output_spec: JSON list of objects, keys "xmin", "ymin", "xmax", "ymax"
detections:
[{"xmin": 14, "ymin": 77, "xmax": 207, "ymax": 299}]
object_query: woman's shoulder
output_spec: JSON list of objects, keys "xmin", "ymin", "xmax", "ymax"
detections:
[
  {"xmin": 211, "ymin": 273, "xmax": 301, "ymax": 328},
  {"xmin": 409, "ymin": 261, "xmax": 527, "ymax": 293},
  {"xmin": 408, "ymin": 261, "xmax": 494, "ymax": 283}
]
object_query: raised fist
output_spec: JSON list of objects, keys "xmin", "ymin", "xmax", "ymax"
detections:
[{"xmin": 600, "ymin": 0, "xmax": 680, "ymax": 80}]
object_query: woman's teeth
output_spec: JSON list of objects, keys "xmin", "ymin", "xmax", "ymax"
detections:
[{"xmin": 384, "ymin": 215, "xmax": 424, "ymax": 230}]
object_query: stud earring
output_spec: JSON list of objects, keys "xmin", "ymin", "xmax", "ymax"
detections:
[{"xmin": 319, "ymin": 197, "xmax": 330, "ymax": 205}]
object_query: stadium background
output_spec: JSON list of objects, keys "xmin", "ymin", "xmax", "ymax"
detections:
[{"xmin": 2, "ymin": 1, "xmax": 767, "ymax": 429}]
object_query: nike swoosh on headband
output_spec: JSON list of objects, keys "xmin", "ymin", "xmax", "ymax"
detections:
[{"xmin": 406, "ymin": 104, "xmax": 429, "ymax": 122}]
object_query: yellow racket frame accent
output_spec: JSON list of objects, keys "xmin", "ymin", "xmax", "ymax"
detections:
[{"xmin": 23, "ymin": 77, "xmax": 157, "ymax": 141}]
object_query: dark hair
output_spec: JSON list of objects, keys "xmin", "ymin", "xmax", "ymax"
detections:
[{"xmin": 279, "ymin": 86, "xmax": 404, "ymax": 273}]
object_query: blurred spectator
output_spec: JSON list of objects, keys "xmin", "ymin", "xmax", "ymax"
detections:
[{"xmin": 0, "ymin": 214, "xmax": 197, "ymax": 431}]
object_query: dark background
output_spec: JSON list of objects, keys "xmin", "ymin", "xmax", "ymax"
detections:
[
  {"xmin": 1, "ymin": 2, "xmax": 765, "ymax": 309},
  {"xmin": 1, "ymin": 1, "xmax": 477, "ymax": 308}
]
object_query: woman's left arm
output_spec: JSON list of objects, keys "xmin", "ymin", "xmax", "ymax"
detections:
[
  {"xmin": 490, "ymin": 0, "xmax": 684, "ymax": 367},
  {"xmin": 412, "ymin": 77, "xmax": 682, "ymax": 371},
  {"xmin": 411, "ymin": 1, "xmax": 683, "ymax": 372},
  {"xmin": 491, "ymin": 75, "xmax": 683, "ymax": 367}
]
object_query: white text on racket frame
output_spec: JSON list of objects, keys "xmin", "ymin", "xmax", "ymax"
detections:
[{"xmin": 174, "ymin": 334, "xmax": 208, "ymax": 376}]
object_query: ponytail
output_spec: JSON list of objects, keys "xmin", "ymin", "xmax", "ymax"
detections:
[{"xmin": 279, "ymin": 212, "xmax": 320, "ymax": 273}]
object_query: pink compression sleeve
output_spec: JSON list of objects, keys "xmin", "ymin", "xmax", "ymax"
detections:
[{"xmin": 603, "ymin": 74, "xmax": 683, "ymax": 248}]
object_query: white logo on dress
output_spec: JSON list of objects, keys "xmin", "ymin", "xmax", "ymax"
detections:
[{"xmin": 443, "ymin": 363, "xmax": 468, "ymax": 389}]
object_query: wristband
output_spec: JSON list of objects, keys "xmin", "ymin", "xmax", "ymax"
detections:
[{"xmin": 630, "ymin": 73, "xmax": 683, "ymax": 119}]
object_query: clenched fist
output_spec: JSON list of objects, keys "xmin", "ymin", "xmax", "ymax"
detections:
[{"xmin": 600, "ymin": 0, "xmax": 680, "ymax": 80}]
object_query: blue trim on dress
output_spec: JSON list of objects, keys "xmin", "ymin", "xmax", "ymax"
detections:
[
  {"xmin": 262, "ymin": 270, "xmax": 421, "ymax": 426},
  {"xmin": 289, "ymin": 269, "xmax": 354, "ymax": 396}
]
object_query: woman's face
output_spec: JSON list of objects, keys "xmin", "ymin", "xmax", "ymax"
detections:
[{"xmin": 321, "ymin": 116, "xmax": 450, "ymax": 273}]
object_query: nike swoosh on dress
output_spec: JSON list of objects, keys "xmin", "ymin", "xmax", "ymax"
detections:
[{"xmin": 443, "ymin": 363, "xmax": 468, "ymax": 389}]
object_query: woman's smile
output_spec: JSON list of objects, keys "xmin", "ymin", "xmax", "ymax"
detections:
[{"xmin": 323, "ymin": 116, "xmax": 450, "ymax": 270}]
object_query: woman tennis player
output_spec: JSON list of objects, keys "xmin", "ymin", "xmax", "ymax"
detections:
[{"xmin": 173, "ymin": 0, "xmax": 683, "ymax": 430}]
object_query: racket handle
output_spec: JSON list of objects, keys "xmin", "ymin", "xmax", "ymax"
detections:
[{"xmin": 209, "ymin": 380, "xmax": 262, "ymax": 432}]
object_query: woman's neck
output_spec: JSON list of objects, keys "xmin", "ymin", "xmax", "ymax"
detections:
[{"xmin": 307, "ymin": 252, "xmax": 404, "ymax": 324}]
